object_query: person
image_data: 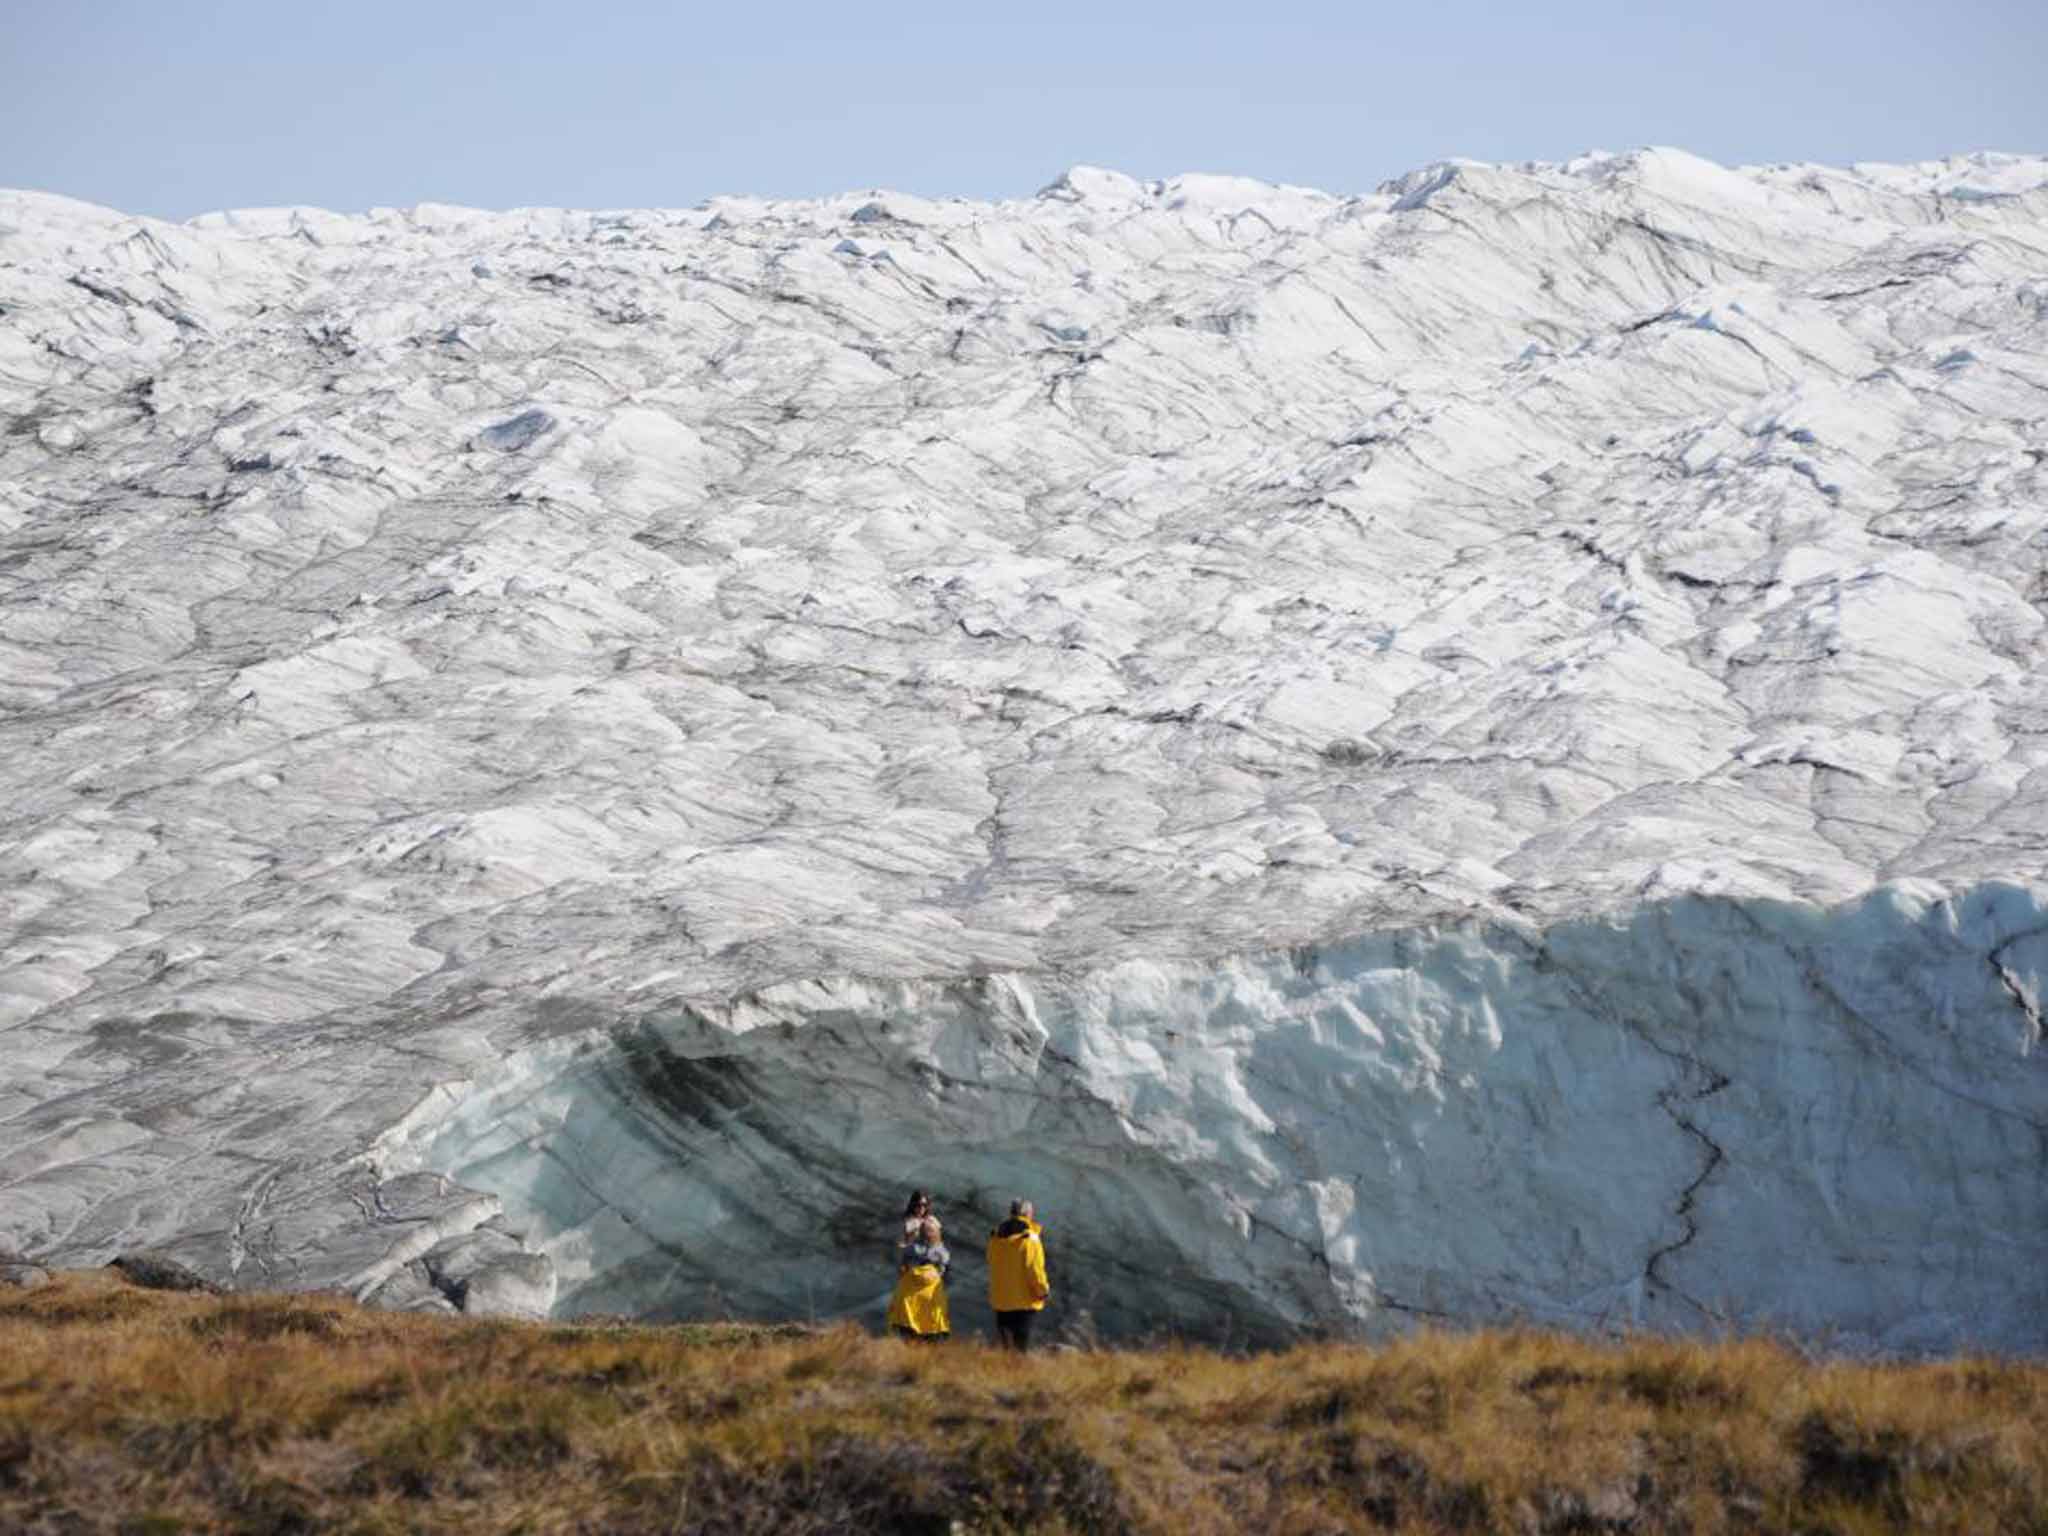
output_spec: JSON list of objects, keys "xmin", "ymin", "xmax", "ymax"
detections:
[
  {"xmin": 986, "ymin": 1198, "xmax": 1050, "ymax": 1351},
  {"xmin": 901, "ymin": 1189, "xmax": 934, "ymax": 1243},
  {"xmin": 887, "ymin": 1215, "xmax": 951, "ymax": 1341}
]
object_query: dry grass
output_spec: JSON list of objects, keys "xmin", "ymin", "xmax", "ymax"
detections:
[{"xmin": 2, "ymin": 1271, "xmax": 2043, "ymax": 1534}]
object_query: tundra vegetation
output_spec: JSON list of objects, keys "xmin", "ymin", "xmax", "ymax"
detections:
[{"xmin": 2, "ymin": 1269, "xmax": 2044, "ymax": 1533}]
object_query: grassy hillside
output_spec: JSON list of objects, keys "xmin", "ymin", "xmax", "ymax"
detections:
[{"xmin": 2, "ymin": 1270, "xmax": 2043, "ymax": 1534}]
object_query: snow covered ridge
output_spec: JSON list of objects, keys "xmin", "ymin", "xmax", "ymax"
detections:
[{"xmin": 1, "ymin": 150, "xmax": 2045, "ymax": 1344}]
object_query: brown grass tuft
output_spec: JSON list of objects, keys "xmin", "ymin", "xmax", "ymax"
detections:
[{"xmin": 1, "ymin": 1269, "xmax": 2042, "ymax": 1533}]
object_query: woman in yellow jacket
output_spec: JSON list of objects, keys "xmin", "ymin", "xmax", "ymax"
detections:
[{"xmin": 888, "ymin": 1216, "xmax": 951, "ymax": 1341}]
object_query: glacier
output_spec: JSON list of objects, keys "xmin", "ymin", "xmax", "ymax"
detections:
[{"xmin": 1, "ymin": 148, "xmax": 2045, "ymax": 1347}]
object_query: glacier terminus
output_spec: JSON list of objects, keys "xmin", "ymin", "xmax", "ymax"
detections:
[{"xmin": 1, "ymin": 149, "xmax": 2044, "ymax": 1349}]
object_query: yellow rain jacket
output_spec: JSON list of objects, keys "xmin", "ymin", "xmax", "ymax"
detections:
[
  {"xmin": 888, "ymin": 1261, "xmax": 951, "ymax": 1336},
  {"xmin": 986, "ymin": 1217, "xmax": 1050, "ymax": 1312}
]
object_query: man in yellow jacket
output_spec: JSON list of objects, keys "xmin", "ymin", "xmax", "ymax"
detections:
[{"xmin": 986, "ymin": 1198, "xmax": 1050, "ymax": 1350}]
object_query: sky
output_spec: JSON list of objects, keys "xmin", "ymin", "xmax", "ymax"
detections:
[{"xmin": 5, "ymin": 0, "xmax": 2044, "ymax": 219}]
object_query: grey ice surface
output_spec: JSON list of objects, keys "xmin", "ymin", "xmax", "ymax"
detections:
[{"xmin": 1, "ymin": 150, "xmax": 2044, "ymax": 1344}]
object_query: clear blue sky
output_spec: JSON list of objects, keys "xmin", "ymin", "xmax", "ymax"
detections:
[{"xmin": 7, "ymin": 0, "xmax": 2044, "ymax": 218}]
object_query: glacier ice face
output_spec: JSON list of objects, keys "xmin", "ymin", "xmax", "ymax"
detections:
[
  {"xmin": 1, "ymin": 151, "xmax": 2045, "ymax": 1344},
  {"xmin": 373, "ymin": 881, "xmax": 2046, "ymax": 1349}
]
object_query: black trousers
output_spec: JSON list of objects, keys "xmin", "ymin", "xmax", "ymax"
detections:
[{"xmin": 994, "ymin": 1309, "xmax": 1037, "ymax": 1351}]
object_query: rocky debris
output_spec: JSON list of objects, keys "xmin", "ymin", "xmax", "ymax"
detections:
[
  {"xmin": 1516, "ymin": 1481, "xmax": 1643, "ymax": 1535},
  {"xmin": 422, "ymin": 1226, "xmax": 527, "ymax": 1293},
  {"xmin": 359, "ymin": 1264, "xmax": 458, "ymax": 1314},
  {"xmin": 109, "ymin": 1252, "xmax": 223, "ymax": 1294},
  {"xmin": 328, "ymin": 1173, "xmax": 509, "ymax": 1304},
  {"xmin": 0, "ymin": 1252, "xmax": 50, "ymax": 1290},
  {"xmin": 358, "ymin": 1244, "xmax": 556, "ymax": 1319},
  {"xmin": 458, "ymin": 1252, "xmax": 559, "ymax": 1320},
  {"xmin": 342, "ymin": 1202, "xmax": 557, "ymax": 1318},
  {"xmin": 421, "ymin": 1226, "xmax": 558, "ymax": 1317}
]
